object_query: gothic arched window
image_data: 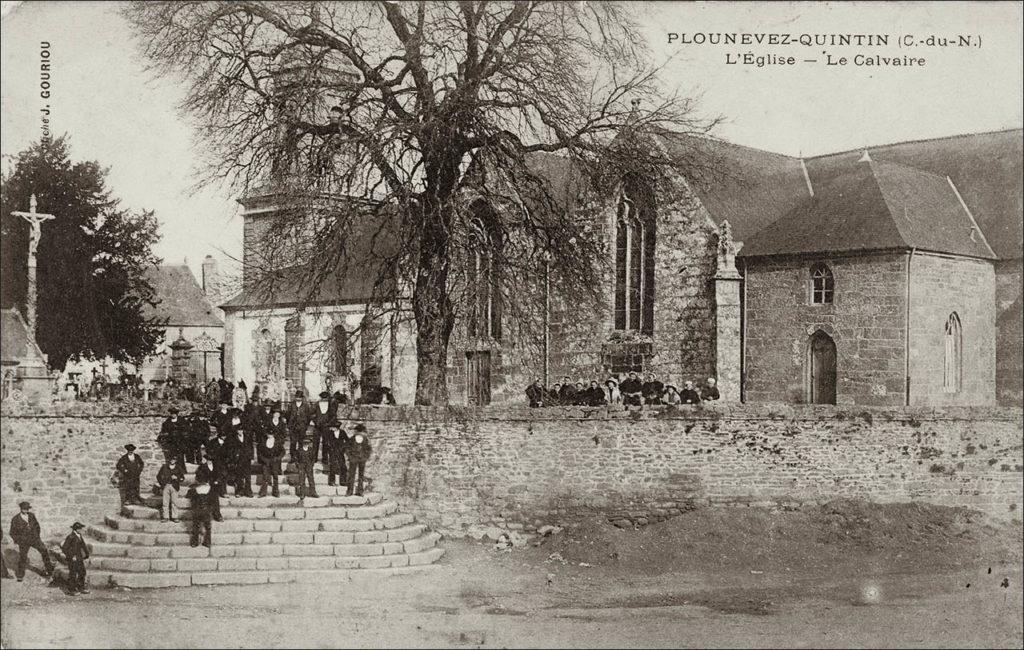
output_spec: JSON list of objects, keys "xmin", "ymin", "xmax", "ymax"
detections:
[
  {"xmin": 332, "ymin": 324, "xmax": 349, "ymax": 377},
  {"xmin": 467, "ymin": 202, "xmax": 503, "ymax": 341},
  {"xmin": 943, "ymin": 312, "xmax": 962, "ymax": 393},
  {"xmin": 810, "ymin": 263, "xmax": 834, "ymax": 304},
  {"xmin": 284, "ymin": 315, "xmax": 304, "ymax": 387},
  {"xmin": 614, "ymin": 176, "xmax": 656, "ymax": 333}
]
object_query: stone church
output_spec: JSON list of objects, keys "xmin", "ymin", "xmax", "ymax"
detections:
[{"xmin": 221, "ymin": 128, "xmax": 1021, "ymax": 407}]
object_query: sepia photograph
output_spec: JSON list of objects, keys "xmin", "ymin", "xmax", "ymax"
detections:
[{"xmin": 1, "ymin": 1, "xmax": 1021, "ymax": 647}]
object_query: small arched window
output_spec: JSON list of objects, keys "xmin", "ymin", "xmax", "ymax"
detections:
[
  {"xmin": 943, "ymin": 312, "xmax": 962, "ymax": 393},
  {"xmin": 810, "ymin": 264, "xmax": 834, "ymax": 304},
  {"xmin": 466, "ymin": 202, "xmax": 502, "ymax": 341},
  {"xmin": 614, "ymin": 175, "xmax": 656, "ymax": 333}
]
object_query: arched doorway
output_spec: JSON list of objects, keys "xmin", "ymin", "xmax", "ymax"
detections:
[{"xmin": 807, "ymin": 330, "xmax": 837, "ymax": 404}]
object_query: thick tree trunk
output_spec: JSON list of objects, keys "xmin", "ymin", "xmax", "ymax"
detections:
[{"xmin": 412, "ymin": 198, "xmax": 457, "ymax": 406}]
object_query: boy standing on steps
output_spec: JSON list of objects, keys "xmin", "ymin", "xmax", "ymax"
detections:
[
  {"xmin": 186, "ymin": 478, "xmax": 215, "ymax": 548},
  {"xmin": 345, "ymin": 424, "xmax": 372, "ymax": 497},
  {"xmin": 61, "ymin": 522, "xmax": 90, "ymax": 595},
  {"xmin": 295, "ymin": 438, "xmax": 319, "ymax": 499}
]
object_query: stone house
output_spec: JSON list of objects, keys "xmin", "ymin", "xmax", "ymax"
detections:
[{"xmin": 222, "ymin": 129, "xmax": 1021, "ymax": 406}]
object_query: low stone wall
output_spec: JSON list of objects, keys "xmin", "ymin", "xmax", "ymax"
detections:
[{"xmin": 1, "ymin": 402, "xmax": 1021, "ymax": 540}]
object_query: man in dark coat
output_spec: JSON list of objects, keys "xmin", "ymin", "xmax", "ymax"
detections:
[
  {"xmin": 323, "ymin": 422, "xmax": 349, "ymax": 487},
  {"xmin": 257, "ymin": 428, "xmax": 285, "ymax": 498},
  {"xmin": 526, "ymin": 379, "xmax": 545, "ymax": 407},
  {"xmin": 285, "ymin": 390, "xmax": 309, "ymax": 461},
  {"xmin": 642, "ymin": 372, "xmax": 665, "ymax": 406},
  {"xmin": 679, "ymin": 380, "xmax": 701, "ymax": 405},
  {"xmin": 226, "ymin": 425, "xmax": 255, "ymax": 497},
  {"xmin": 310, "ymin": 391, "xmax": 337, "ymax": 466},
  {"xmin": 619, "ymin": 372, "xmax": 644, "ymax": 406},
  {"xmin": 194, "ymin": 448, "xmax": 224, "ymax": 521},
  {"xmin": 294, "ymin": 438, "xmax": 320, "ymax": 499},
  {"xmin": 345, "ymin": 424, "xmax": 373, "ymax": 496},
  {"xmin": 701, "ymin": 377, "xmax": 721, "ymax": 401},
  {"xmin": 115, "ymin": 444, "xmax": 145, "ymax": 506},
  {"xmin": 585, "ymin": 381, "xmax": 607, "ymax": 406},
  {"xmin": 210, "ymin": 402, "xmax": 231, "ymax": 436},
  {"xmin": 61, "ymin": 522, "xmax": 90, "ymax": 594},
  {"xmin": 157, "ymin": 407, "xmax": 187, "ymax": 466},
  {"xmin": 186, "ymin": 479, "xmax": 216, "ymax": 548},
  {"xmin": 9, "ymin": 502, "xmax": 54, "ymax": 581},
  {"xmin": 185, "ymin": 409, "xmax": 211, "ymax": 464},
  {"xmin": 157, "ymin": 457, "xmax": 186, "ymax": 522},
  {"xmin": 558, "ymin": 376, "xmax": 576, "ymax": 404}
]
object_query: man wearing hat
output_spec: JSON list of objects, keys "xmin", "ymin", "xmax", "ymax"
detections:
[
  {"xmin": 115, "ymin": 444, "xmax": 145, "ymax": 506},
  {"xmin": 323, "ymin": 421, "xmax": 349, "ymax": 487},
  {"xmin": 257, "ymin": 419, "xmax": 285, "ymax": 498},
  {"xmin": 61, "ymin": 522, "xmax": 90, "ymax": 594},
  {"xmin": 345, "ymin": 424, "xmax": 373, "ymax": 497},
  {"xmin": 9, "ymin": 501, "xmax": 54, "ymax": 581},
  {"xmin": 310, "ymin": 390, "xmax": 337, "ymax": 466},
  {"xmin": 285, "ymin": 389, "xmax": 310, "ymax": 462},
  {"xmin": 294, "ymin": 437, "xmax": 320, "ymax": 499},
  {"xmin": 195, "ymin": 447, "xmax": 224, "ymax": 521},
  {"xmin": 186, "ymin": 478, "xmax": 215, "ymax": 548},
  {"xmin": 157, "ymin": 407, "xmax": 187, "ymax": 467},
  {"xmin": 210, "ymin": 402, "xmax": 231, "ymax": 436},
  {"xmin": 157, "ymin": 457, "xmax": 186, "ymax": 522},
  {"xmin": 226, "ymin": 423, "xmax": 255, "ymax": 498}
]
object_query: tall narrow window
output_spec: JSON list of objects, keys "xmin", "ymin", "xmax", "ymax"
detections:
[
  {"xmin": 284, "ymin": 315, "xmax": 304, "ymax": 387},
  {"xmin": 332, "ymin": 324, "xmax": 349, "ymax": 377},
  {"xmin": 943, "ymin": 312, "xmax": 962, "ymax": 393},
  {"xmin": 467, "ymin": 202, "xmax": 502, "ymax": 341},
  {"xmin": 810, "ymin": 264, "xmax": 834, "ymax": 304},
  {"xmin": 360, "ymin": 314, "xmax": 383, "ymax": 390},
  {"xmin": 614, "ymin": 176, "xmax": 656, "ymax": 333}
]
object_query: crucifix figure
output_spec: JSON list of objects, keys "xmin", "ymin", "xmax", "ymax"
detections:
[{"xmin": 11, "ymin": 194, "xmax": 56, "ymax": 341}]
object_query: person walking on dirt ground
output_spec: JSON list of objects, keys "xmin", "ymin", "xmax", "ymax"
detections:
[
  {"xmin": 345, "ymin": 424, "xmax": 372, "ymax": 497},
  {"xmin": 9, "ymin": 501, "xmax": 54, "ymax": 582},
  {"xmin": 61, "ymin": 522, "xmax": 90, "ymax": 595},
  {"xmin": 115, "ymin": 444, "xmax": 145, "ymax": 506}
]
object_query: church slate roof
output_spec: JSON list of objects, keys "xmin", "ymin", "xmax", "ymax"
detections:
[
  {"xmin": 1, "ymin": 309, "xmax": 47, "ymax": 366},
  {"xmin": 143, "ymin": 265, "xmax": 224, "ymax": 328},
  {"xmin": 666, "ymin": 128, "xmax": 1021, "ymax": 260},
  {"xmin": 737, "ymin": 158, "xmax": 997, "ymax": 259}
]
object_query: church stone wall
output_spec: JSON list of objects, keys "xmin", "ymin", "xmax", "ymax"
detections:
[
  {"xmin": 908, "ymin": 252, "xmax": 995, "ymax": 406},
  {"xmin": 995, "ymin": 258, "xmax": 1023, "ymax": 406},
  {"xmin": 743, "ymin": 252, "xmax": 909, "ymax": 406}
]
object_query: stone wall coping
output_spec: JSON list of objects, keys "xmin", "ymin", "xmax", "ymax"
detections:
[{"xmin": 5, "ymin": 401, "xmax": 1019, "ymax": 423}]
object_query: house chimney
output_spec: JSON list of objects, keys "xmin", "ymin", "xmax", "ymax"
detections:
[{"xmin": 202, "ymin": 255, "xmax": 218, "ymax": 294}]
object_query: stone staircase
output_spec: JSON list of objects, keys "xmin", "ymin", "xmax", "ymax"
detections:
[{"xmin": 75, "ymin": 462, "xmax": 444, "ymax": 588}]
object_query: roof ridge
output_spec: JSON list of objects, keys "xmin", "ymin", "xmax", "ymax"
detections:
[
  {"xmin": 658, "ymin": 131, "xmax": 802, "ymax": 161},
  {"xmin": 868, "ymin": 157, "xmax": 950, "ymax": 183},
  {"xmin": 807, "ymin": 127, "xmax": 1023, "ymax": 161}
]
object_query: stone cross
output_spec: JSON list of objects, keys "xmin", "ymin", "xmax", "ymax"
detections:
[{"xmin": 11, "ymin": 194, "xmax": 55, "ymax": 341}]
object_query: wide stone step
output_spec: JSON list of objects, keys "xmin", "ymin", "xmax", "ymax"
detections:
[
  {"xmin": 104, "ymin": 513, "xmax": 427, "ymax": 538},
  {"xmin": 138, "ymin": 492, "xmax": 387, "ymax": 511},
  {"xmin": 181, "ymin": 470, "xmax": 357, "ymax": 486},
  {"xmin": 84, "ymin": 534, "xmax": 442, "ymax": 572},
  {"xmin": 80, "ymin": 557, "xmax": 443, "ymax": 589},
  {"xmin": 119, "ymin": 506, "xmax": 415, "ymax": 528},
  {"xmin": 87, "ymin": 514, "xmax": 422, "ymax": 546}
]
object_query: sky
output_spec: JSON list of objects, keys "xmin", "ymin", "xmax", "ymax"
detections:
[{"xmin": 2, "ymin": 1, "xmax": 1022, "ymax": 278}]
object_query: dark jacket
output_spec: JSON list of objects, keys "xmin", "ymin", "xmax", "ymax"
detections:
[
  {"xmin": 186, "ymin": 485, "xmax": 217, "ymax": 520},
  {"xmin": 157, "ymin": 463, "xmax": 186, "ymax": 490},
  {"xmin": 324, "ymin": 429, "xmax": 349, "ymax": 454},
  {"xmin": 619, "ymin": 378, "xmax": 643, "ymax": 398},
  {"xmin": 116, "ymin": 453, "xmax": 144, "ymax": 478},
  {"xmin": 295, "ymin": 445, "xmax": 318, "ymax": 467},
  {"xmin": 226, "ymin": 431, "xmax": 254, "ymax": 464},
  {"xmin": 701, "ymin": 385, "xmax": 721, "ymax": 401},
  {"xmin": 210, "ymin": 407, "xmax": 232, "ymax": 434},
  {"xmin": 310, "ymin": 400, "xmax": 337, "ymax": 432},
  {"xmin": 679, "ymin": 388, "xmax": 701, "ymax": 405},
  {"xmin": 285, "ymin": 400, "xmax": 308, "ymax": 435},
  {"xmin": 642, "ymin": 380, "xmax": 665, "ymax": 403},
  {"xmin": 525, "ymin": 384, "xmax": 545, "ymax": 407},
  {"xmin": 585, "ymin": 386, "xmax": 607, "ymax": 406},
  {"xmin": 206, "ymin": 437, "xmax": 229, "ymax": 464},
  {"xmin": 346, "ymin": 434, "xmax": 372, "ymax": 463},
  {"xmin": 257, "ymin": 436, "xmax": 285, "ymax": 469},
  {"xmin": 196, "ymin": 460, "xmax": 222, "ymax": 485},
  {"xmin": 9, "ymin": 512, "xmax": 42, "ymax": 546},
  {"xmin": 158, "ymin": 417, "xmax": 185, "ymax": 448},
  {"xmin": 558, "ymin": 384, "xmax": 577, "ymax": 403},
  {"xmin": 61, "ymin": 532, "xmax": 90, "ymax": 562}
]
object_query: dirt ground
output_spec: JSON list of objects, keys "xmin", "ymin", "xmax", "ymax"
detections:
[{"xmin": 2, "ymin": 501, "xmax": 1022, "ymax": 649}]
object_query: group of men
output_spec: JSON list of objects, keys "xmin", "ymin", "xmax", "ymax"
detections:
[
  {"xmin": 4, "ymin": 501, "xmax": 90, "ymax": 595},
  {"xmin": 527, "ymin": 372, "xmax": 721, "ymax": 407},
  {"xmin": 132, "ymin": 392, "xmax": 374, "ymax": 546}
]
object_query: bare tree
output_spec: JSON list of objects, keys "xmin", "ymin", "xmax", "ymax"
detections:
[{"xmin": 125, "ymin": 0, "xmax": 719, "ymax": 405}]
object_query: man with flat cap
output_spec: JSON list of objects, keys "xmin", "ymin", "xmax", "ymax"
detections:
[
  {"xmin": 61, "ymin": 522, "xmax": 90, "ymax": 594},
  {"xmin": 115, "ymin": 444, "xmax": 145, "ymax": 506},
  {"xmin": 9, "ymin": 501, "xmax": 54, "ymax": 581}
]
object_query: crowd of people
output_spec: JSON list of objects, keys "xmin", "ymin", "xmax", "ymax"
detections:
[
  {"xmin": 526, "ymin": 372, "xmax": 721, "ymax": 407},
  {"xmin": 113, "ymin": 390, "xmax": 374, "ymax": 552}
]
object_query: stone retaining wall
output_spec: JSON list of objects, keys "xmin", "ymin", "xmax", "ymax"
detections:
[{"xmin": 2, "ymin": 403, "xmax": 1021, "ymax": 540}]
